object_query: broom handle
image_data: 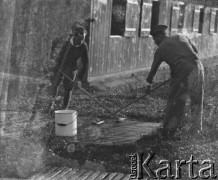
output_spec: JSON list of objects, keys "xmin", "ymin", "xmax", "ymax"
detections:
[
  {"xmin": 62, "ymin": 70, "xmax": 170, "ymax": 118},
  {"xmin": 61, "ymin": 71, "xmax": 115, "ymax": 115},
  {"xmin": 110, "ymin": 79, "xmax": 171, "ymax": 116}
]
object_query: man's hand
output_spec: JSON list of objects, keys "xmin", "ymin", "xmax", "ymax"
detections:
[
  {"xmin": 145, "ymin": 81, "xmax": 152, "ymax": 93},
  {"xmin": 69, "ymin": 70, "xmax": 78, "ymax": 89}
]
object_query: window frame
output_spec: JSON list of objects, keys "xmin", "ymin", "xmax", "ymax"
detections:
[
  {"xmin": 124, "ymin": 0, "xmax": 140, "ymax": 37},
  {"xmin": 140, "ymin": 0, "xmax": 152, "ymax": 37},
  {"xmin": 210, "ymin": 8, "xmax": 217, "ymax": 34},
  {"xmin": 170, "ymin": 2, "xmax": 180, "ymax": 35}
]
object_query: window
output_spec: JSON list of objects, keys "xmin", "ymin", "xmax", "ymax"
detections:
[
  {"xmin": 110, "ymin": 0, "xmax": 139, "ymax": 37},
  {"xmin": 148, "ymin": 0, "xmax": 160, "ymax": 35},
  {"xmin": 124, "ymin": 0, "xmax": 140, "ymax": 37},
  {"xmin": 210, "ymin": 8, "xmax": 217, "ymax": 34},
  {"xmin": 111, "ymin": 0, "xmax": 127, "ymax": 36},
  {"xmin": 140, "ymin": 0, "xmax": 153, "ymax": 37},
  {"xmin": 183, "ymin": 4, "xmax": 195, "ymax": 33},
  {"xmin": 215, "ymin": 10, "xmax": 218, "ymax": 33},
  {"xmin": 198, "ymin": 7, "xmax": 205, "ymax": 33},
  {"xmin": 193, "ymin": 5, "xmax": 202, "ymax": 33},
  {"xmin": 178, "ymin": 3, "xmax": 185, "ymax": 30},
  {"xmin": 170, "ymin": 3, "xmax": 180, "ymax": 35}
]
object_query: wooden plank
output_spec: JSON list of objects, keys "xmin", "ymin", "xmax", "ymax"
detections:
[
  {"xmin": 50, "ymin": 168, "xmax": 72, "ymax": 180},
  {"xmin": 43, "ymin": 167, "xmax": 66, "ymax": 180},
  {"xmin": 94, "ymin": 172, "xmax": 109, "ymax": 180},
  {"xmin": 104, "ymin": 172, "xmax": 117, "ymax": 180},
  {"xmin": 83, "ymin": 171, "xmax": 101, "ymax": 180},
  {"xmin": 112, "ymin": 173, "xmax": 125, "ymax": 180},
  {"xmin": 60, "ymin": 169, "xmax": 79, "ymax": 180},
  {"xmin": 66, "ymin": 169, "xmax": 87, "ymax": 180},
  {"xmin": 122, "ymin": 175, "xmax": 131, "ymax": 180},
  {"xmin": 29, "ymin": 166, "xmax": 51, "ymax": 180},
  {"xmin": 89, "ymin": 0, "xmax": 95, "ymax": 77},
  {"xmin": 32, "ymin": 167, "xmax": 59, "ymax": 180},
  {"xmin": 77, "ymin": 170, "xmax": 94, "ymax": 180}
]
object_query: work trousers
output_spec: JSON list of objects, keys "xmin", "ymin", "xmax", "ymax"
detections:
[
  {"xmin": 163, "ymin": 60, "xmax": 204, "ymax": 136},
  {"xmin": 51, "ymin": 70, "xmax": 78, "ymax": 110}
]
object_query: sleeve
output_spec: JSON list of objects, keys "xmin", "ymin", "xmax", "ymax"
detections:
[
  {"xmin": 53, "ymin": 41, "xmax": 70, "ymax": 72},
  {"xmin": 77, "ymin": 43, "xmax": 89, "ymax": 82},
  {"xmin": 146, "ymin": 49, "xmax": 163, "ymax": 84},
  {"xmin": 186, "ymin": 36, "xmax": 198, "ymax": 54}
]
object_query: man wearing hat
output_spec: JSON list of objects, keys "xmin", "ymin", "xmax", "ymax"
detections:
[
  {"xmin": 146, "ymin": 25, "xmax": 204, "ymax": 139},
  {"xmin": 50, "ymin": 26, "xmax": 90, "ymax": 111}
]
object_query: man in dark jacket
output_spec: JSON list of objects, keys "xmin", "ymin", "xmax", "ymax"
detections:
[
  {"xmin": 50, "ymin": 26, "xmax": 89, "ymax": 110},
  {"xmin": 146, "ymin": 25, "xmax": 204, "ymax": 139}
]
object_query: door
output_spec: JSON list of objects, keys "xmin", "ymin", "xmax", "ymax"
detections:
[{"xmin": 89, "ymin": 0, "xmax": 111, "ymax": 77}]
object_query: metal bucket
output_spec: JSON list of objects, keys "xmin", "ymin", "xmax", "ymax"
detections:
[{"xmin": 55, "ymin": 110, "xmax": 77, "ymax": 136}]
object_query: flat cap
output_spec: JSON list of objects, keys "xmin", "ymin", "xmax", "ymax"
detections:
[
  {"xmin": 150, "ymin": 25, "xmax": 168, "ymax": 36},
  {"xmin": 70, "ymin": 25, "xmax": 86, "ymax": 36},
  {"xmin": 75, "ymin": 26, "xmax": 86, "ymax": 34}
]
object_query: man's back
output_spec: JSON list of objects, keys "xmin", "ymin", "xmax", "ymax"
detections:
[
  {"xmin": 157, "ymin": 35, "xmax": 198, "ymax": 65},
  {"xmin": 155, "ymin": 35, "xmax": 199, "ymax": 78}
]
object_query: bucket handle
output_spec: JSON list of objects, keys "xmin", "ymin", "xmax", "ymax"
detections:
[
  {"xmin": 57, "ymin": 123, "xmax": 67, "ymax": 126},
  {"xmin": 56, "ymin": 118, "xmax": 76, "ymax": 126}
]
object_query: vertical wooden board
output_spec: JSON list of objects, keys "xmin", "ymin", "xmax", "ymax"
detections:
[
  {"xmin": 139, "ymin": 37, "xmax": 153, "ymax": 68},
  {"xmin": 184, "ymin": 4, "xmax": 194, "ymax": 33},
  {"xmin": 108, "ymin": 37, "xmax": 122, "ymax": 73},
  {"xmin": 99, "ymin": 5, "xmax": 106, "ymax": 75},
  {"xmin": 108, "ymin": 38, "xmax": 113, "ymax": 73},
  {"xmin": 90, "ymin": 0, "xmax": 98, "ymax": 76},
  {"xmin": 114, "ymin": 38, "xmax": 120, "ymax": 72},
  {"xmin": 90, "ymin": 0, "xmax": 95, "ymax": 77},
  {"xmin": 103, "ymin": 2, "xmax": 111, "ymax": 75},
  {"xmin": 107, "ymin": 38, "xmax": 112, "ymax": 74},
  {"xmin": 123, "ymin": 38, "xmax": 132, "ymax": 70},
  {"xmin": 121, "ymin": 37, "xmax": 129, "ymax": 71},
  {"xmin": 108, "ymin": 38, "xmax": 114, "ymax": 73},
  {"xmin": 94, "ymin": 3, "xmax": 100, "ymax": 76},
  {"xmin": 89, "ymin": 0, "xmax": 110, "ymax": 77},
  {"xmin": 138, "ymin": 38, "xmax": 148, "ymax": 68},
  {"xmin": 128, "ymin": 38, "xmax": 134, "ymax": 70},
  {"xmin": 135, "ymin": 37, "xmax": 142, "ymax": 68},
  {"xmin": 112, "ymin": 38, "xmax": 118, "ymax": 72},
  {"xmin": 116, "ymin": 38, "xmax": 123, "ymax": 72},
  {"xmin": 121, "ymin": 38, "xmax": 126, "ymax": 71}
]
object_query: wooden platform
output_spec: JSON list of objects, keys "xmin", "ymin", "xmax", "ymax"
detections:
[
  {"xmin": 77, "ymin": 120, "xmax": 161, "ymax": 145},
  {"xmin": 30, "ymin": 167, "xmax": 146, "ymax": 180}
]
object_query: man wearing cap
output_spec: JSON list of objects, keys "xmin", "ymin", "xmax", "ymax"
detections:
[
  {"xmin": 50, "ymin": 26, "xmax": 89, "ymax": 110},
  {"xmin": 146, "ymin": 25, "xmax": 204, "ymax": 139}
]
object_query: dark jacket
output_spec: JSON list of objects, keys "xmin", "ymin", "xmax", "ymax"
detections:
[
  {"xmin": 54, "ymin": 38, "xmax": 89, "ymax": 83},
  {"xmin": 147, "ymin": 35, "xmax": 199, "ymax": 84}
]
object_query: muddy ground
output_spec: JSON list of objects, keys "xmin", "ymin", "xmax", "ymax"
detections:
[{"xmin": 1, "ymin": 64, "xmax": 218, "ymax": 179}]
